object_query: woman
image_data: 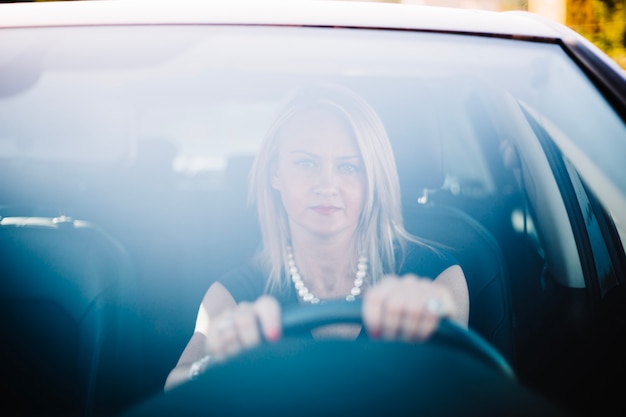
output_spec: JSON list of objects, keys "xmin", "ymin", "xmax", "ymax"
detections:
[{"xmin": 164, "ymin": 84, "xmax": 469, "ymax": 391}]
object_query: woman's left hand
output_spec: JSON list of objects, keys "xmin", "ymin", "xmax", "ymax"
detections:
[{"xmin": 362, "ymin": 274, "xmax": 456, "ymax": 342}]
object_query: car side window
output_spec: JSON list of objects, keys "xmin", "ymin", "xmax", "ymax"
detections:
[{"xmin": 564, "ymin": 157, "xmax": 623, "ymax": 299}]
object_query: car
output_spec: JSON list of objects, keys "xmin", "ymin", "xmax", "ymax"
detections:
[{"xmin": 1, "ymin": 0, "xmax": 625, "ymax": 416}]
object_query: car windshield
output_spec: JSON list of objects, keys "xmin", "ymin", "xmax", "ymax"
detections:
[
  {"xmin": 4, "ymin": 18, "xmax": 626, "ymax": 417},
  {"xmin": 2, "ymin": 26, "xmax": 624, "ymax": 207}
]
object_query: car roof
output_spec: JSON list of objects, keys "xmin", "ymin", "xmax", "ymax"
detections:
[{"xmin": 0, "ymin": 0, "xmax": 564, "ymax": 40}]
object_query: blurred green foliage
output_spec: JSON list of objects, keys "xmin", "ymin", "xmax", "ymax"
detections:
[{"xmin": 573, "ymin": 0, "xmax": 626, "ymax": 67}]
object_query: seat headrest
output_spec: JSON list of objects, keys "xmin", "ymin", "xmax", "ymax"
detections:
[{"xmin": 388, "ymin": 121, "xmax": 444, "ymax": 205}]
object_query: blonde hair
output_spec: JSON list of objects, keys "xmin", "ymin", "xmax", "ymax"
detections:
[{"xmin": 248, "ymin": 83, "xmax": 421, "ymax": 294}]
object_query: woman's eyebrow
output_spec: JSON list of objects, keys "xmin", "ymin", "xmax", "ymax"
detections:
[
  {"xmin": 289, "ymin": 150, "xmax": 360, "ymax": 160},
  {"xmin": 290, "ymin": 150, "xmax": 317, "ymax": 156}
]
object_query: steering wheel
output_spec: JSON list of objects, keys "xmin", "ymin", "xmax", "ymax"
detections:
[
  {"xmin": 123, "ymin": 300, "xmax": 573, "ymax": 417},
  {"xmin": 281, "ymin": 299, "xmax": 514, "ymax": 378}
]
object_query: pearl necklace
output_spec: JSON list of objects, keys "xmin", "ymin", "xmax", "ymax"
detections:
[{"xmin": 287, "ymin": 247, "xmax": 367, "ymax": 304}]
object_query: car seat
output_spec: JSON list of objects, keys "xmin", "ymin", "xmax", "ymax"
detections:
[
  {"xmin": 392, "ymin": 131, "xmax": 515, "ymax": 363},
  {"xmin": 0, "ymin": 215, "xmax": 144, "ymax": 417}
]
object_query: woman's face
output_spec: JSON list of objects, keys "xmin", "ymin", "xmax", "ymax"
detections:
[{"xmin": 272, "ymin": 108, "xmax": 366, "ymax": 241}]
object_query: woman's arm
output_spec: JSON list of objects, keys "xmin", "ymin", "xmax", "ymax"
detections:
[
  {"xmin": 164, "ymin": 282, "xmax": 281, "ymax": 391},
  {"xmin": 433, "ymin": 264, "xmax": 469, "ymax": 327},
  {"xmin": 164, "ymin": 282, "xmax": 236, "ymax": 391}
]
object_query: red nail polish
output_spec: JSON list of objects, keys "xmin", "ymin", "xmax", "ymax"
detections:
[{"xmin": 266, "ymin": 328, "xmax": 280, "ymax": 342}]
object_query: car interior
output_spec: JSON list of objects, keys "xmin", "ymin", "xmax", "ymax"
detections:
[
  {"xmin": 1, "ymin": 26, "xmax": 625, "ymax": 417},
  {"xmin": 0, "ymin": 80, "xmax": 555, "ymax": 415}
]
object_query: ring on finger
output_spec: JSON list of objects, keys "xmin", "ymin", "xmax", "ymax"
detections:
[
  {"xmin": 216, "ymin": 317, "xmax": 239, "ymax": 357},
  {"xmin": 426, "ymin": 298, "xmax": 445, "ymax": 316}
]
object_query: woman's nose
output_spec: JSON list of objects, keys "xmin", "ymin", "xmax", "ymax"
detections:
[{"xmin": 314, "ymin": 166, "xmax": 338, "ymax": 194}]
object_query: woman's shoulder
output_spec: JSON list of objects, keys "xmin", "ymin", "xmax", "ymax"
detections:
[
  {"xmin": 216, "ymin": 258, "xmax": 268, "ymax": 303},
  {"xmin": 216, "ymin": 256, "xmax": 296, "ymax": 305},
  {"xmin": 396, "ymin": 238, "xmax": 459, "ymax": 279}
]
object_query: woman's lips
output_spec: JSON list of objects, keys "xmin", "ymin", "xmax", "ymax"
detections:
[{"xmin": 311, "ymin": 205, "xmax": 341, "ymax": 215}]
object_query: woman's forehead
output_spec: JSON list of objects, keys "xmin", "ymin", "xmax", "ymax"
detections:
[{"xmin": 278, "ymin": 107, "xmax": 356, "ymax": 149}]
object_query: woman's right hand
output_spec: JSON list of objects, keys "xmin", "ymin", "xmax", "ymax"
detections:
[{"xmin": 205, "ymin": 295, "xmax": 282, "ymax": 363}]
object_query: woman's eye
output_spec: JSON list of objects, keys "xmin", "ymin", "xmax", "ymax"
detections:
[
  {"xmin": 295, "ymin": 159, "xmax": 316, "ymax": 168},
  {"xmin": 339, "ymin": 163, "xmax": 359, "ymax": 173}
]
